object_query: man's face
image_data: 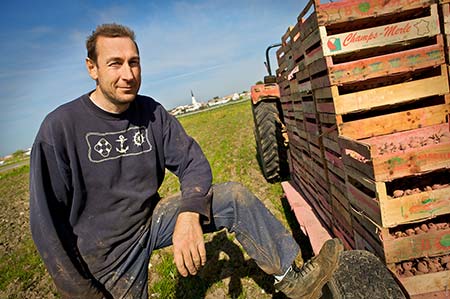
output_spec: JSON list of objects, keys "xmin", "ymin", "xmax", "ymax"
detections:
[{"xmin": 87, "ymin": 36, "xmax": 141, "ymax": 108}]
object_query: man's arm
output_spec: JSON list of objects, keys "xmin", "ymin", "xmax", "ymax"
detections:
[
  {"xmin": 30, "ymin": 141, "xmax": 109, "ymax": 299},
  {"xmin": 161, "ymin": 112, "xmax": 213, "ymax": 276}
]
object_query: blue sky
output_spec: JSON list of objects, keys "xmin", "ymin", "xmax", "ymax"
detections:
[{"xmin": 0, "ymin": 0, "xmax": 307, "ymax": 157}]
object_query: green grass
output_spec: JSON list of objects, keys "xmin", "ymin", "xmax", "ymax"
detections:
[
  {"xmin": 0, "ymin": 100, "xmax": 294, "ymax": 298},
  {"xmin": 159, "ymin": 101, "xmax": 284, "ymax": 202},
  {"xmin": 0, "ymin": 238, "xmax": 44, "ymax": 290},
  {"xmin": 0, "ymin": 164, "xmax": 55, "ymax": 298}
]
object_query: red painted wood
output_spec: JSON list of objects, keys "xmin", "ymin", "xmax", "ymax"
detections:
[{"xmin": 282, "ymin": 181, "xmax": 332, "ymax": 255}]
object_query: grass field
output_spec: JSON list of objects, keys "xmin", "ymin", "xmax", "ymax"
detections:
[{"xmin": 0, "ymin": 100, "xmax": 306, "ymax": 299}]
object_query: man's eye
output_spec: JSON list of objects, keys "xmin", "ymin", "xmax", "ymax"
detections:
[{"xmin": 109, "ymin": 62, "xmax": 121, "ymax": 67}]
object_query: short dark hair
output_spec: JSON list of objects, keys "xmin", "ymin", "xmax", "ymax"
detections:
[{"xmin": 86, "ymin": 23, "xmax": 139, "ymax": 63}]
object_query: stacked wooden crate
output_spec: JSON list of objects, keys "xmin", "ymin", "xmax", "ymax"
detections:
[
  {"xmin": 276, "ymin": 1, "xmax": 357, "ymax": 249},
  {"xmin": 277, "ymin": 19, "xmax": 335, "ymax": 231},
  {"xmin": 321, "ymin": 0, "xmax": 450, "ymax": 297},
  {"xmin": 277, "ymin": 0, "xmax": 450, "ymax": 297}
]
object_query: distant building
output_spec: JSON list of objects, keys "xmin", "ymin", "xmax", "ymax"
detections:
[
  {"xmin": 169, "ymin": 90, "xmax": 204, "ymax": 116},
  {"xmin": 185, "ymin": 90, "xmax": 202, "ymax": 112},
  {"xmin": 169, "ymin": 90, "xmax": 250, "ymax": 116},
  {"xmin": 207, "ymin": 98, "xmax": 230, "ymax": 107}
]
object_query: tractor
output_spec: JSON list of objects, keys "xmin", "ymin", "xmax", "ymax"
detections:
[{"xmin": 250, "ymin": 43, "xmax": 288, "ymax": 182}]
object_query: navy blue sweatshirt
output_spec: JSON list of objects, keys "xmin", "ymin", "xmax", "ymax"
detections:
[{"xmin": 29, "ymin": 94, "xmax": 212, "ymax": 298}]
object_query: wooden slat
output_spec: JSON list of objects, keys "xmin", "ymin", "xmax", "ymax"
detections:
[
  {"xmin": 399, "ymin": 270, "xmax": 450, "ymax": 297},
  {"xmin": 314, "ymin": 86, "xmax": 332, "ymax": 100},
  {"xmin": 371, "ymin": 141, "xmax": 450, "ymax": 181},
  {"xmin": 340, "ymin": 123, "xmax": 450, "ymax": 181},
  {"xmin": 338, "ymin": 102, "xmax": 450, "ymax": 140},
  {"xmin": 321, "ymin": 5, "xmax": 440, "ymax": 56},
  {"xmin": 303, "ymin": 28, "xmax": 321, "ymax": 53},
  {"xmin": 281, "ymin": 26, "xmax": 294, "ymax": 46},
  {"xmin": 305, "ymin": 46, "xmax": 324, "ymax": 66},
  {"xmin": 323, "ymin": 136, "xmax": 343, "ymax": 155},
  {"xmin": 302, "ymin": 100, "xmax": 316, "ymax": 114},
  {"xmin": 338, "ymin": 135, "xmax": 371, "ymax": 158},
  {"xmin": 316, "ymin": 0, "xmax": 434, "ymax": 26},
  {"xmin": 383, "ymin": 227, "xmax": 450, "ymax": 263},
  {"xmin": 333, "ymin": 65, "xmax": 449, "ymax": 115},
  {"xmin": 332, "ymin": 226, "xmax": 355, "ymax": 250},
  {"xmin": 311, "ymin": 74, "xmax": 331, "ymax": 89},
  {"xmin": 331, "ymin": 194, "xmax": 353, "ymax": 232},
  {"xmin": 380, "ymin": 185, "xmax": 450, "ymax": 227},
  {"xmin": 308, "ymin": 56, "xmax": 328, "ymax": 77},
  {"xmin": 297, "ymin": 80, "xmax": 312, "ymax": 94},
  {"xmin": 442, "ymin": 3, "xmax": 450, "ymax": 33},
  {"xmin": 299, "ymin": 12, "xmax": 319, "ymax": 41},
  {"xmin": 328, "ymin": 166, "xmax": 347, "ymax": 194},
  {"xmin": 329, "ymin": 35, "xmax": 445, "ymax": 85},
  {"xmin": 289, "ymin": 20, "xmax": 302, "ymax": 44},
  {"xmin": 353, "ymin": 221, "xmax": 385, "ymax": 258},
  {"xmin": 346, "ymin": 179, "xmax": 381, "ymax": 226}
]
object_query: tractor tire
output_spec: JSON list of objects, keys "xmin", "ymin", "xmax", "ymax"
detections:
[
  {"xmin": 252, "ymin": 100, "xmax": 287, "ymax": 182},
  {"xmin": 322, "ymin": 250, "xmax": 408, "ymax": 299}
]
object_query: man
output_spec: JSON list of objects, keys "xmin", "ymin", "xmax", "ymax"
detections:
[{"xmin": 30, "ymin": 23, "xmax": 343, "ymax": 299}]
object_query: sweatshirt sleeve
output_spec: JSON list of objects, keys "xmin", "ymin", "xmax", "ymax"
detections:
[
  {"xmin": 162, "ymin": 112, "xmax": 213, "ymax": 221},
  {"xmin": 29, "ymin": 140, "xmax": 108, "ymax": 299}
]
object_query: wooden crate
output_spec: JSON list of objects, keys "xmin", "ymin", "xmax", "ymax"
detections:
[
  {"xmin": 301, "ymin": 95, "xmax": 317, "ymax": 115},
  {"xmin": 316, "ymin": 0, "xmax": 435, "ymax": 26},
  {"xmin": 320, "ymin": 4, "xmax": 440, "ymax": 57},
  {"xmin": 304, "ymin": 116, "xmax": 320, "ymax": 139},
  {"xmin": 353, "ymin": 218, "xmax": 385, "ymax": 258},
  {"xmin": 277, "ymin": 77, "xmax": 291, "ymax": 97},
  {"xmin": 327, "ymin": 35, "xmax": 446, "ymax": 85},
  {"xmin": 338, "ymin": 95, "xmax": 450, "ymax": 140},
  {"xmin": 332, "ymin": 224, "xmax": 355, "ymax": 250},
  {"xmin": 315, "ymin": 87, "xmax": 450, "ymax": 141},
  {"xmin": 296, "ymin": 172, "xmax": 332, "ymax": 225},
  {"xmin": 383, "ymin": 224, "xmax": 450, "ymax": 263},
  {"xmin": 339, "ymin": 123, "xmax": 450, "ymax": 182},
  {"xmin": 310, "ymin": 154, "xmax": 329, "ymax": 193},
  {"xmin": 399, "ymin": 271, "xmax": 450, "ymax": 299},
  {"xmin": 277, "ymin": 26, "xmax": 295, "ymax": 73},
  {"xmin": 297, "ymin": 7, "xmax": 318, "ymax": 37},
  {"xmin": 331, "ymin": 193, "xmax": 355, "ymax": 250},
  {"xmin": 330, "ymin": 64, "xmax": 449, "ymax": 115},
  {"xmin": 346, "ymin": 166, "xmax": 450, "ymax": 228}
]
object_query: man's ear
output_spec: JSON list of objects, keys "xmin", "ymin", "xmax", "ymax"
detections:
[{"xmin": 86, "ymin": 58, "xmax": 98, "ymax": 81}]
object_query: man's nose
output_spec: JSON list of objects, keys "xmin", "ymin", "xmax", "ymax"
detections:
[{"xmin": 121, "ymin": 63, "xmax": 135, "ymax": 81}]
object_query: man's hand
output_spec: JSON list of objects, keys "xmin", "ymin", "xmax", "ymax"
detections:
[{"xmin": 172, "ymin": 212, "xmax": 206, "ymax": 277}]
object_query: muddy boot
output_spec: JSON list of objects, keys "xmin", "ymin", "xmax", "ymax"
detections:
[{"xmin": 274, "ymin": 238, "xmax": 344, "ymax": 299}]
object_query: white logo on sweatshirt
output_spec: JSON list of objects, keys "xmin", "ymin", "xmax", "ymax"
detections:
[
  {"xmin": 94, "ymin": 138, "xmax": 112, "ymax": 157},
  {"xmin": 86, "ymin": 126, "xmax": 152, "ymax": 163}
]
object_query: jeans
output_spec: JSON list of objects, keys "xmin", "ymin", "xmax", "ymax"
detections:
[{"xmin": 96, "ymin": 182, "xmax": 300, "ymax": 298}]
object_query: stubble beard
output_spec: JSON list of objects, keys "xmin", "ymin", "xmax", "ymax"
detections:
[{"xmin": 99, "ymin": 83, "xmax": 139, "ymax": 109}]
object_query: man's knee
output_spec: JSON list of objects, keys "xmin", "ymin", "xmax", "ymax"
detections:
[{"xmin": 215, "ymin": 181, "xmax": 259, "ymax": 207}]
